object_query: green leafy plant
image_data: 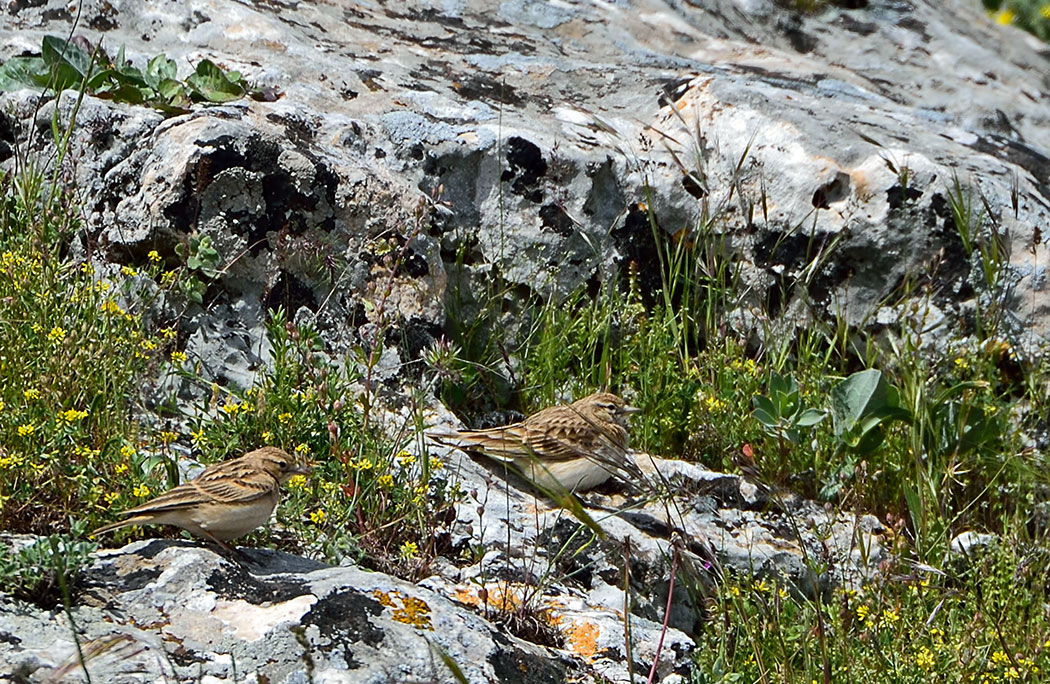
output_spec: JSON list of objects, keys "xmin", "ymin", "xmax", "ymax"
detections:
[
  {"xmin": 0, "ymin": 525, "xmax": 97, "ymax": 607},
  {"xmin": 752, "ymin": 372, "xmax": 826, "ymax": 467},
  {"xmin": 0, "ymin": 35, "xmax": 266, "ymax": 114},
  {"xmin": 174, "ymin": 233, "xmax": 222, "ymax": 304},
  {"xmin": 696, "ymin": 539, "xmax": 1050, "ymax": 683},
  {"xmin": 829, "ymin": 369, "xmax": 909, "ymax": 455}
]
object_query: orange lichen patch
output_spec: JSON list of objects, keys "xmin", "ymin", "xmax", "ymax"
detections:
[
  {"xmin": 565, "ymin": 620, "xmax": 601, "ymax": 659},
  {"xmin": 372, "ymin": 590, "xmax": 396, "ymax": 608},
  {"xmin": 373, "ymin": 589, "xmax": 433, "ymax": 630},
  {"xmin": 453, "ymin": 586, "xmax": 483, "ymax": 608},
  {"xmin": 544, "ymin": 608, "xmax": 566, "ymax": 627},
  {"xmin": 392, "ymin": 596, "xmax": 433, "ymax": 630},
  {"xmin": 450, "ymin": 583, "xmax": 529, "ymax": 612},
  {"xmin": 485, "ymin": 586, "xmax": 525, "ymax": 612}
]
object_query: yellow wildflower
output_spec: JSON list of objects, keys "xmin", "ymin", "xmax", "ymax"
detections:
[
  {"xmin": 104, "ymin": 492, "xmax": 120, "ymax": 504},
  {"xmin": 916, "ymin": 647, "xmax": 934, "ymax": 671},
  {"xmin": 17, "ymin": 423, "xmax": 34, "ymax": 437},
  {"xmin": 378, "ymin": 474, "xmax": 394, "ymax": 489},
  {"xmin": 171, "ymin": 350, "xmax": 187, "ymax": 364},
  {"xmin": 278, "ymin": 412, "xmax": 292, "ymax": 424},
  {"xmin": 309, "ymin": 508, "xmax": 327, "ymax": 525},
  {"xmin": 23, "ymin": 388, "xmax": 40, "ymax": 401},
  {"xmin": 114, "ymin": 463, "xmax": 129, "ymax": 475},
  {"xmin": 48, "ymin": 326, "xmax": 66, "ymax": 343},
  {"xmin": 288, "ymin": 474, "xmax": 308, "ymax": 490},
  {"xmin": 133, "ymin": 484, "xmax": 150, "ymax": 498},
  {"xmin": 703, "ymin": 395, "xmax": 728, "ymax": 412},
  {"xmin": 148, "ymin": 250, "xmax": 162, "ymax": 263},
  {"xmin": 399, "ymin": 541, "xmax": 418, "ymax": 560},
  {"xmin": 295, "ymin": 443, "xmax": 310, "ymax": 455},
  {"xmin": 60, "ymin": 408, "xmax": 88, "ymax": 423},
  {"xmin": 121, "ymin": 266, "xmax": 137, "ymax": 277}
]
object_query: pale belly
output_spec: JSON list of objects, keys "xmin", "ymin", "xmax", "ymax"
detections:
[{"xmin": 189, "ymin": 497, "xmax": 278, "ymax": 541}]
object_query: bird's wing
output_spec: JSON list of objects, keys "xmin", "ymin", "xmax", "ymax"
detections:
[
  {"xmin": 117, "ymin": 466, "xmax": 276, "ymax": 516},
  {"xmin": 429, "ymin": 426, "xmax": 529, "ymax": 461}
]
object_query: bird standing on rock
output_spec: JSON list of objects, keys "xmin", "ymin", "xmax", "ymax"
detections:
[
  {"xmin": 91, "ymin": 446, "xmax": 311, "ymax": 552},
  {"xmin": 429, "ymin": 392, "xmax": 642, "ymax": 492}
]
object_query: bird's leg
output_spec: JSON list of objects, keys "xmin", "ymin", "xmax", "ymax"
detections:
[{"xmin": 196, "ymin": 529, "xmax": 253, "ymax": 564}]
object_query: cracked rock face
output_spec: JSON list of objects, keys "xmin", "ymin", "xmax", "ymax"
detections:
[
  {"xmin": 0, "ymin": 541, "xmax": 575, "ymax": 683},
  {"xmin": 2, "ymin": 0, "xmax": 1048, "ymax": 371}
]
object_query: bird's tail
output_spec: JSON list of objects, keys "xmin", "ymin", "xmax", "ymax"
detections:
[
  {"xmin": 426, "ymin": 430, "xmax": 521, "ymax": 463},
  {"xmin": 90, "ymin": 517, "xmax": 138, "ymax": 538}
]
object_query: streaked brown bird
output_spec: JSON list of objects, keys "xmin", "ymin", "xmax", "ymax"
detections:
[
  {"xmin": 91, "ymin": 446, "xmax": 310, "ymax": 551},
  {"xmin": 429, "ymin": 392, "xmax": 642, "ymax": 492}
]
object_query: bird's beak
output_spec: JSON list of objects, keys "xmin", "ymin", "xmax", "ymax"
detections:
[
  {"xmin": 294, "ymin": 461, "xmax": 314, "ymax": 476},
  {"xmin": 622, "ymin": 405, "xmax": 642, "ymax": 415}
]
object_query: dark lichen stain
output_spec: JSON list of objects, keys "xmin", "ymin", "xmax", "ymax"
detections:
[
  {"xmin": 489, "ymin": 632, "xmax": 567, "ymax": 684},
  {"xmin": 168, "ymin": 643, "xmax": 208, "ymax": 667},
  {"xmin": 967, "ymin": 134, "xmax": 1050, "ymax": 203},
  {"xmin": 453, "ymin": 73, "xmax": 522, "ymax": 106},
  {"xmin": 502, "ymin": 137, "xmax": 547, "ymax": 202},
  {"xmin": 301, "ymin": 590, "xmax": 386, "ymax": 649},
  {"xmin": 886, "ymin": 184, "xmax": 923, "ymax": 209},
  {"xmin": 539, "ymin": 203, "xmax": 574, "ymax": 236},
  {"xmin": 206, "ymin": 564, "xmax": 311, "ymax": 605},
  {"xmin": 0, "ymin": 630, "xmax": 22, "ymax": 646}
]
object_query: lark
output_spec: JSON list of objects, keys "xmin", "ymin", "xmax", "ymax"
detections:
[
  {"xmin": 92, "ymin": 446, "xmax": 310, "ymax": 552},
  {"xmin": 430, "ymin": 392, "xmax": 642, "ymax": 492}
]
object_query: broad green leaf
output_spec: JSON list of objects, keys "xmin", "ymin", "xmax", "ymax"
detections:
[
  {"xmin": 0, "ymin": 56, "xmax": 48, "ymax": 92},
  {"xmin": 145, "ymin": 54, "xmax": 177, "ymax": 89},
  {"xmin": 157, "ymin": 78, "xmax": 188, "ymax": 103},
  {"xmin": 85, "ymin": 68, "xmax": 118, "ymax": 91},
  {"xmin": 186, "ymin": 59, "xmax": 246, "ymax": 103},
  {"xmin": 41, "ymin": 36, "xmax": 94, "ymax": 86},
  {"xmin": 795, "ymin": 408, "xmax": 827, "ymax": 427},
  {"xmin": 752, "ymin": 407, "xmax": 776, "ymax": 428},
  {"xmin": 830, "ymin": 369, "xmax": 890, "ymax": 437}
]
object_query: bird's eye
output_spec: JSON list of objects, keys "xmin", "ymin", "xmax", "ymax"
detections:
[{"xmin": 277, "ymin": 460, "xmax": 289, "ymax": 469}]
